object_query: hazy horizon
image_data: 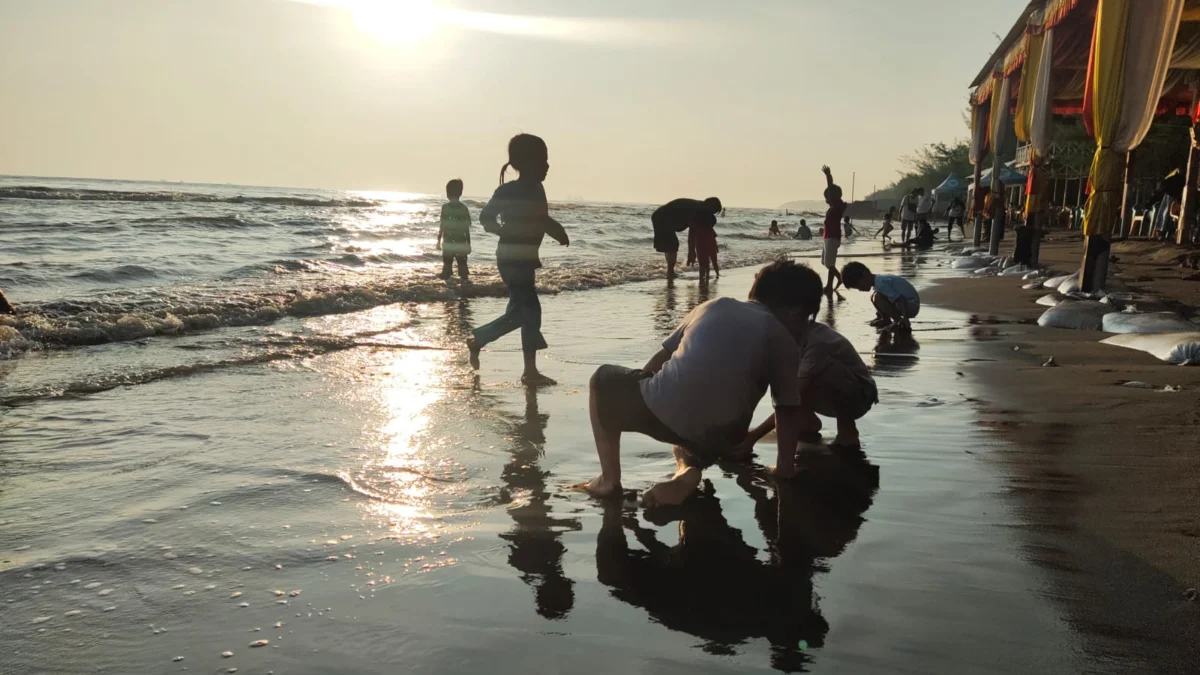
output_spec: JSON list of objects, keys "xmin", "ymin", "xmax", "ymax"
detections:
[{"xmin": 1, "ymin": 0, "xmax": 1027, "ymax": 207}]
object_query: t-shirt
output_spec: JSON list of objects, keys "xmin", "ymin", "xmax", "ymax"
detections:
[
  {"xmin": 916, "ymin": 194, "xmax": 935, "ymax": 215},
  {"xmin": 479, "ymin": 179, "xmax": 566, "ymax": 268},
  {"xmin": 440, "ymin": 201, "xmax": 471, "ymax": 254},
  {"xmin": 873, "ymin": 274, "xmax": 921, "ymax": 317},
  {"xmin": 640, "ymin": 297, "xmax": 802, "ymax": 445},
  {"xmin": 823, "ymin": 200, "xmax": 847, "ymax": 239},
  {"xmin": 796, "ymin": 322, "xmax": 872, "ymax": 390},
  {"xmin": 948, "ymin": 199, "xmax": 965, "ymax": 217},
  {"xmin": 900, "ymin": 194, "xmax": 918, "ymax": 220},
  {"xmin": 652, "ymin": 198, "xmax": 716, "ymax": 233}
]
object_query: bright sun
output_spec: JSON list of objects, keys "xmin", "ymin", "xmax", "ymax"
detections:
[{"xmin": 350, "ymin": 0, "xmax": 440, "ymax": 48}]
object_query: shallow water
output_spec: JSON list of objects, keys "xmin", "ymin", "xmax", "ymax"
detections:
[
  {"xmin": 2, "ymin": 234, "xmax": 1168, "ymax": 674},
  {"xmin": 0, "ymin": 176, "xmax": 822, "ymax": 356}
]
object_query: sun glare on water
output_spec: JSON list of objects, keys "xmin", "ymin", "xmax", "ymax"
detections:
[{"xmin": 349, "ymin": 0, "xmax": 440, "ymax": 47}]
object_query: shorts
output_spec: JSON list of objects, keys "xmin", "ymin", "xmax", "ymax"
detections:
[
  {"xmin": 947, "ymin": 216, "xmax": 964, "ymax": 228},
  {"xmin": 653, "ymin": 224, "xmax": 680, "ymax": 254},
  {"xmin": 805, "ymin": 362, "xmax": 878, "ymax": 421},
  {"xmin": 590, "ymin": 365, "xmax": 740, "ymax": 468},
  {"xmin": 821, "ymin": 237, "xmax": 840, "ymax": 269}
]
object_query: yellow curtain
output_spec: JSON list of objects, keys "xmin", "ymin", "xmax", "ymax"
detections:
[
  {"xmin": 1016, "ymin": 13, "xmax": 1048, "ymax": 218},
  {"xmin": 1084, "ymin": 0, "xmax": 1185, "ymax": 237}
]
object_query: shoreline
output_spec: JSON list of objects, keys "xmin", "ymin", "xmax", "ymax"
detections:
[{"xmin": 922, "ymin": 234, "xmax": 1200, "ymax": 670}]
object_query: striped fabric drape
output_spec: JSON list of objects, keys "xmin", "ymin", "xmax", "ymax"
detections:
[{"xmin": 1083, "ymin": 0, "xmax": 1185, "ymax": 238}]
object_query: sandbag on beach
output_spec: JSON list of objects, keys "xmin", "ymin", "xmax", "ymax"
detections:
[
  {"xmin": 1101, "ymin": 312, "xmax": 1198, "ymax": 334},
  {"xmin": 1037, "ymin": 300, "xmax": 1115, "ymax": 331},
  {"xmin": 1101, "ymin": 332, "xmax": 1200, "ymax": 365}
]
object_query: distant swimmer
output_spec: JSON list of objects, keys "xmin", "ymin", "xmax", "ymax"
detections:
[
  {"xmin": 0, "ymin": 288, "xmax": 14, "ymax": 315},
  {"xmin": 768, "ymin": 220, "xmax": 782, "ymax": 237},
  {"xmin": 793, "ymin": 219, "xmax": 812, "ymax": 240},
  {"xmin": 842, "ymin": 216, "xmax": 856, "ymax": 239},
  {"xmin": 651, "ymin": 197, "xmax": 721, "ymax": 280}
]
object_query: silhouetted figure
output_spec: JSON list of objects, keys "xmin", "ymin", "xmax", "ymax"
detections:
[
  {"xmin": 899, "ymin": 187, "xmax": 919, "ymax": 241},
  {"xmin": 819, "ymin": 165, "xmax": 847, "ymax": 293},
  {"xmin": 651, "ymin": 197, "xmax": 721, "ymax": 280},
  {"xmin": 900, "ymin": 220, "xmax": 936, "ymax": 250},
  {"xmin": 873, "ymin": 207, "xmax": 896, "ymax": 243},
  {"xmin": 437, "ymin": 178, "xmax": 472, "ymax": 282},
  {"xmin": 466, "ymin": 134, "xmax": 569, "ymax": 385},
  {"xmin": 793, "ymin": 219, "xmax": 812, "ymax": 240},
  {"xmin": 768, "ymin": 220, "xmax": 782, "ymax": 237},
  {"xmin": 945, "ymin": 195, "xmax": 966, "ymax": 241}
]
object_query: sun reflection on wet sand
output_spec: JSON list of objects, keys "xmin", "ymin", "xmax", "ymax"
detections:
[{"xmin": 315, "ymin": 303, "xmax": 468, "ymax": 542}]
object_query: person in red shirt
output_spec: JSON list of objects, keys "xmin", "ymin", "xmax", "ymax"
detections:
[{"xmin": 819, "ymin": 165, "xmax": 847, "ymax": 294}]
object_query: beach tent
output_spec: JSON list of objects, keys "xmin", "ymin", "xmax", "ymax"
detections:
[
  {"xmin": 935, "ymin": 173, "xmax": 967, "ymax": 194},
  {"xmin": 972, "ymin": 165, "xmax": 1027, "ymax": 186}
]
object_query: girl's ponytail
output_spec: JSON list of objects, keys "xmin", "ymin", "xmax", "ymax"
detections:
[{"xmin": 499, "ymin": 162, "xmax": 511, "ymax": 186}]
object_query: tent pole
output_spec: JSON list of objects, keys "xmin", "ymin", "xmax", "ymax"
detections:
[
  {"xmin": 971, "ymin": 162, "xmax": 985, "ymax": 247},
  {"xmin": 988, "ymin": 157, "xmax": 1005, "ymax": 257},
  {"xmin": 1081, "ymin": 151, "xmax": 1127, "ymax": 293},
  {"xmin": 1179, "ymin": 126, "xmax": 1199, "ymax": 245}
]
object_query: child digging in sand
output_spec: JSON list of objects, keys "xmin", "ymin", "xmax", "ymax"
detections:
[
  {"xmin": 582, "ymin": 259, "xmax": 820, "ymax": 506},
  {"xmin": 737, "ymin": 288, "xmax": 878, "ymax": 456},
  {"xmin": 466, "ymin": 133, "xmax": 569, "ymax": 385},
  {"xmin": 840, "ymin": 261, "xmax": 920, "ymax": 331}
]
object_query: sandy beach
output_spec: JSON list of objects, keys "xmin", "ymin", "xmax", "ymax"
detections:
[
  {"xmin": 3, "ymin": 230, "xmax": 1197, "ymax": 673},
  {"xmin": 924, "ymin": 232, "xmax": 1200, "ymax": 671}
]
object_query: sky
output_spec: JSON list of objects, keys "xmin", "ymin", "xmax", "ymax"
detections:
[{"xmin": 0, "ymin": 0, "xmax": 1029, "ymax": 206}]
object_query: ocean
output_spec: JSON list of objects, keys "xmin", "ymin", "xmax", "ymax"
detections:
[{"xmin": 0, "ymin": 177, "xmax": 1148, "ymax": 673}]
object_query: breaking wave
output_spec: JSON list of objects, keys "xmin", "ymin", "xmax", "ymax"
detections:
[{"xmin": 0, "ymin": 185, "xmax": 379, "ymax": 208}]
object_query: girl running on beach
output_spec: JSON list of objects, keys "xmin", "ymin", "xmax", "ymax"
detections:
[{"xmin": 466, "ymin": 134, "xmax": 569, "ymax": 385}]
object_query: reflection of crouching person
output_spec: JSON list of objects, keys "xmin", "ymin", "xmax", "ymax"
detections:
[{"xmin": 738, "ymin": 319, "xmax": 877, "ymax": 455}]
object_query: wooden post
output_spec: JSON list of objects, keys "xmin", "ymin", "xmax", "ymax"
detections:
[
  {"xmin": 1179, "ymin": 126, "xmax": 1199, "ymax": 245},
  {"xmin": 972, "ymin": 162, "xmax": 985, "ymax": 247},
  {"xmin": 988, "ymin": 155, "xmax": 1006, "ymax": 256}
]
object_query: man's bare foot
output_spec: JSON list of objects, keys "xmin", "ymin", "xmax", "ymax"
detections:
[
  {"xmin": 466, "ymin": 339, "xmax": 481, "ymax": 370},
  {"xmin": 520, "ymin": 371, "xmax": 557, "ymax": 387},
  {"xmin": 581, "ymin": 475, "xmax": 621, "ymax": 499}
]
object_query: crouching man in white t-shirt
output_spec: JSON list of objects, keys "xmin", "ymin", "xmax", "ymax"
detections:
[{"xmin": 582, "ymin": 260, "xmax": 823, "ymax": 507}]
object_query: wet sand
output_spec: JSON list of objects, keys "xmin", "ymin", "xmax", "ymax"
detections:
[
  {"xmin": 924, "ymin": 234, "xmax": 1200, "ymax": 672},
  {"xmin": 2, "ymin": 240, "xmax": 1193, "ymax": 673}
]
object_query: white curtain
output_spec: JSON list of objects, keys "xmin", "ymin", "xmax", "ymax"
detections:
[
  {"xmin": 1114, "ymin": 0, "xmax": 1185, "ymax": 151},
  {"xmin": 1031, "ymin": 27, "xmax": 1055, "ymax": 157},
  {"xmin": 969, "ymin": 102, "xmax": 989, "ymax": 166},
  {"xmin": 990, "ymin": 76, "xmax": 1012, "ymax": 162}
]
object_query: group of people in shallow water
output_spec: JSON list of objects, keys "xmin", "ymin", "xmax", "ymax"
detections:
[{"xmin": 435, "ymin": 133, "xmax": 923, "ymax": 506}]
